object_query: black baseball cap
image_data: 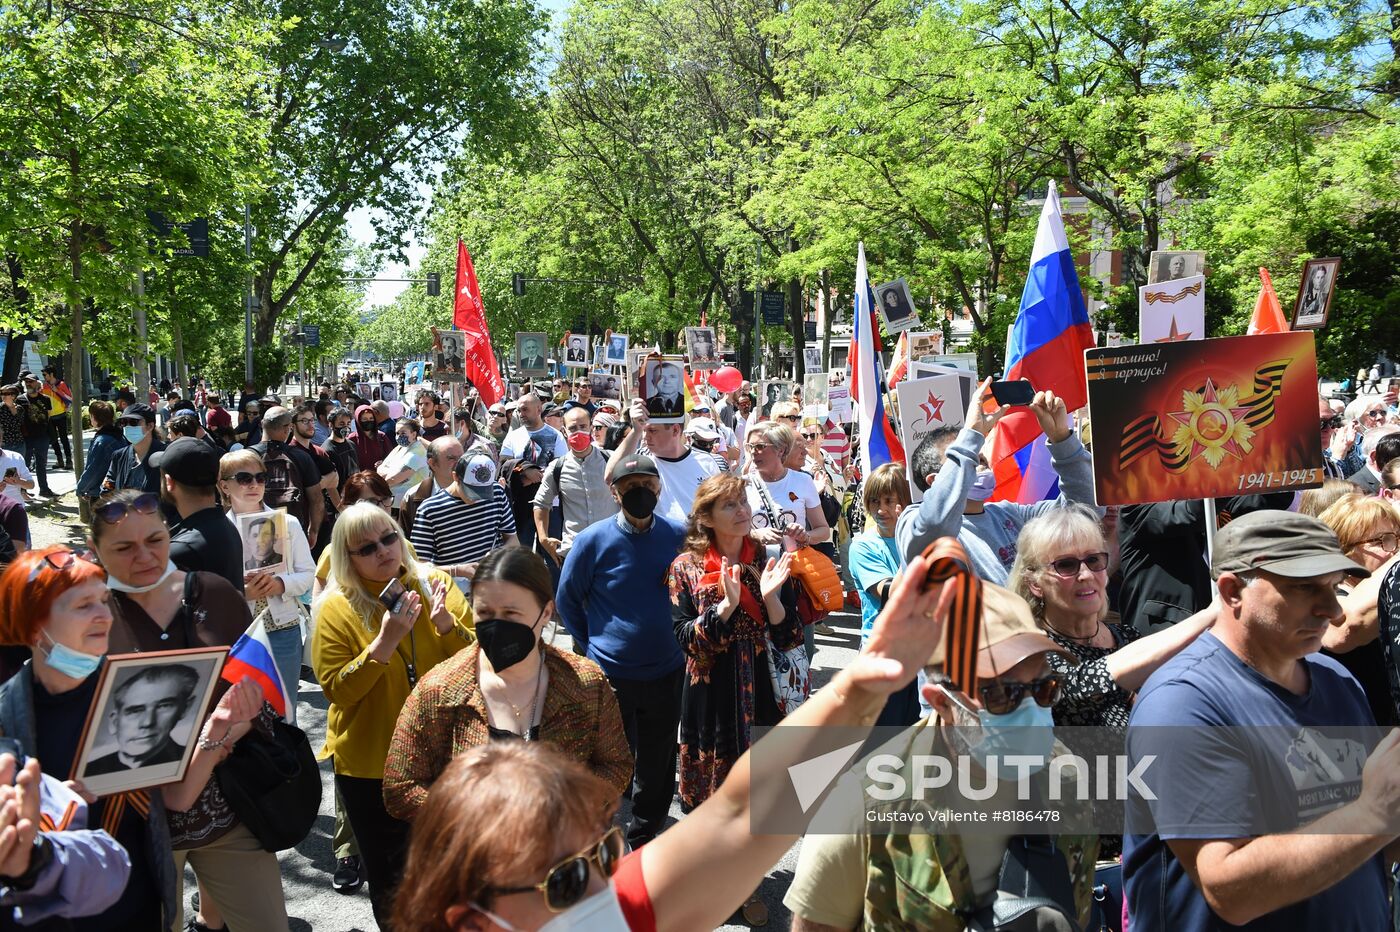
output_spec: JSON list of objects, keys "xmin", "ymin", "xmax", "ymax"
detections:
[
  {"xmin": 1212, "ymin": 510, "xmax": 1369, "ymax": 580},
  {"xmin": 118, "ymin": 403, "xmax": 156, "ymax": 424},
  {"xmin": 611, "ymin": 454, "xmax": 659, "ymax": 484},
  {"xmin": 150, "ymin": 437, "xmax": 221, "ymax": 486}
]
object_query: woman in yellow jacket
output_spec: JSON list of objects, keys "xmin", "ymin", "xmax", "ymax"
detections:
[{"xmin": 311, "ymin": 501, "xmax": 473, "ymax": 929}]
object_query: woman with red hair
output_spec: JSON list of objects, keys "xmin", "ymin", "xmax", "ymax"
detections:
[{"xmin": 0, "ymin": 546, "xmax": 259, "ymax": 929}]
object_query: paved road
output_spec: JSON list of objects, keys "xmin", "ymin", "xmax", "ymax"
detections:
[{"xmin": 26, "ymin": 470, "xmax": 863, "ymax": 930}]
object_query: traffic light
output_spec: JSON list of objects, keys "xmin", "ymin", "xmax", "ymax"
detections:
[
  {"xmin": 425, "ymin": 272, "xmax": 440, "ymax": 297},
  {"xmin": 512, "ymin": 273, "xmax": 525, "ymax": 296}
]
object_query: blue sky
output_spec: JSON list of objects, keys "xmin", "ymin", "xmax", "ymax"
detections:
[{"xmin": 347, "ymin": 0, "xmax": 572, "ymax": 309}]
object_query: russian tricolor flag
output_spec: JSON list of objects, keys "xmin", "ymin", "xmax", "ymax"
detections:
[
  {"xmin": 850, "ymin": 242, "xmax": 905, "ymax": 477},
  {"xmin": 221, "ymin": 618, "xmax": 291, "ymax": 721},
  {"xmin": 989, "ymin": 182, "xmax": 1095, "ymax": 503}
]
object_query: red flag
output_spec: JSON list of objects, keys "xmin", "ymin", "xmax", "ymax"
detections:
[
  {"xmin": 453, "ymin": 240, "xmax": 504, "ymax": 406},
  {"xmin": 1247, "ymin": 267, "xmax": 1289, "ymax": 335}
]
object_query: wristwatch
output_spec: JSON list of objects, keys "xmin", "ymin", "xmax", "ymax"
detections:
[{"xmin": 1, "ymin": 836, "xmax": 53, "ymax": 892}]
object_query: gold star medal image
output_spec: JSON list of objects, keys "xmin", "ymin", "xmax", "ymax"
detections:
[{"xmin": 1084, "ymin": 332, "xmax": 1324, "ymax": 505}]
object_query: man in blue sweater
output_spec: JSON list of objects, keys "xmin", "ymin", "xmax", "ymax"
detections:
[
  {"xmin": 896, "ymin": 377, "xmax": 1098, "ymax": 583},
  {"xmin": 557, "ymin": 453, "xmax": 686, "ymax": 846}
]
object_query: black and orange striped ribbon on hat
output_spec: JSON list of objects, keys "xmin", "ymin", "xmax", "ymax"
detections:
[{"xmin": 920, "ymin": 537, "xmax": 983, "ymax": 695}]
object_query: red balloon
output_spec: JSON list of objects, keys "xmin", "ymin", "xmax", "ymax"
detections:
[{"xmin": 710, "ymin": 365, "xmax": 743, "ymax": 393}]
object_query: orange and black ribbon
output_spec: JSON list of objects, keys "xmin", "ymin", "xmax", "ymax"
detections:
[
  {"xmin": 1142, "ymin": 281, "xmax": 1203, "ymax": 305},
  {"xmin": 921, "ymin": 538, "xmax": 982, "ymax": 695}
]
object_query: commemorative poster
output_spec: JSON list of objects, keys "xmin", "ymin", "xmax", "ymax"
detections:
[
  {"xmin": 1292, "ymin": 257, "xmax": 1342, "ymax": 330},
  {"xmin": 1085, "ymin": 331, "xmax": 1324, "ymax": 506},
  {"xmin": 641, "ymin": 355, "xmax": 688, "ymax": 423},
  {"xmin": 895, "ymin": 374, "xmax": 967, "ymax": 503},
  {"xmin": 431, "ymin": 328, "xmax": 466, "ymax": 383},
  {"xmin": 1138, "ymin": 275, "xmax": 1205, "ymax": 344},
  {"xmin": 908, "ymin": 330, "xmax": 944, "ymax": 360},
  {"xmin": 803, "ymin": 372, "xmax": 829, "ymax": 419},
  {"xmin": 872, "ymin": 278, "xmax": 920, "ymax": 334},
  {"xmin": 826, "ymin": 385, "xmax": 852, "ymax": 424},
  {"xmin": 909, "ymin": 360, "xmax": 977, "ymax": 414}
]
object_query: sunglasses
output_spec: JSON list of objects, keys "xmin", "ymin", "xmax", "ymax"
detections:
[
  {"xmin": 1366, "ymin": 409, "xmax": 1387, "ymax": 419},
  {"xmin": 29, "ymin": 547, "xmax": 101, "ymax": 582},
  {"xmin": 777, "ymin": 414, "xmax": 799, "ymax": 422},
  {"xmin": 490, "ymin": 826, "xmax": 624, "ymax": 912},
  {"xmin": 225, "ymin": 471, "xmax": 267, "ymax": 487},
  {"xmin": 349, "ymin": 530, "xmax": 400, "ymax": 559},
  {"xmin": 1321, "ymin": 416, "xmax": 1343, "ymax": 430},
  {"xmin": 1349, "ymin": 532, "xmax": 1400, "ymax": 555},
  {"xmin": 978, "ymin": 674, "xmax": 1063, "ymax": 715},
  {"xmin": 94, "ymin": 493, "xmax": 160, "ymax": 526},
  {"xmin": 1045, "ymin": 552, "xmax": 1110, "ymax": 578},
  {"xmin": 800, "ymin": 431, "xmax": 821, "ymax": 440}
]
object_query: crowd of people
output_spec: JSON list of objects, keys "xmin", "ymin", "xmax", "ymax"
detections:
[{"xmin": 6, "ymin": 357, "xmax": 1400, "ymax": 932}]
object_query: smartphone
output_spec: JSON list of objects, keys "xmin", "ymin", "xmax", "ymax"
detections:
[
  {"xmin": 3, "ymin": 468, "xmax": 15, "ymax": 480},
  {"xmin": 989, "ymin": 379, "xmax": 1034, "ymax": 406},
  {"xmin": 378, "ymin": 578, "xmax": 407, "ymax": 613}
]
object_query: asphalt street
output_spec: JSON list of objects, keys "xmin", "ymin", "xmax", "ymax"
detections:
[{"xmin": 28, "ymin": 466, "xmax": 864, "ymax": 931}]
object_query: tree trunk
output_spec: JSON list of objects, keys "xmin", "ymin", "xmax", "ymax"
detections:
[
  {"xmin": 788, "ymin": 275, "xmax": 803, "ymax": 382},
  {"xmin": 820, "ymin": 268, "xmax": 832, "ymax": 372},
  {"xmin": 68, "ymin": 148, "xmax": 85, "ymax": 477}
]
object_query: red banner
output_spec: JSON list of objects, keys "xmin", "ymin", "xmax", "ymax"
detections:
[{"xmin": 453, "ymin": 240, "xmax": 504, "ymax": 406}]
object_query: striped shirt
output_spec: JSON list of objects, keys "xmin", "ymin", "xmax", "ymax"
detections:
[{"xmin": 409, "ymin": 484, "xmax": 518, "ymax": 568}]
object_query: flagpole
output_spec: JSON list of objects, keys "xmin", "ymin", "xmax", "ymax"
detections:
[{"xmin": 1204, "ymin": 497, "xmax": 1217, "ymax": 567}]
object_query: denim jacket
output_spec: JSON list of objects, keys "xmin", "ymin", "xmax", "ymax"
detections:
[
  {"xmin": 0, "ymin": 665, "xmax": 175, "ymax": 927},
  {"xmin": 75, "ymin": 427, "xmax": 128, "ymax": 498}
]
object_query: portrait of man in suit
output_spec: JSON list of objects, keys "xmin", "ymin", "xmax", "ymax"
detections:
[
  {"xmin": 565, "ymin": 335, "xmax": 588, "ymax": 364},
  {"xmin": 516, "ymin": 333, "xmax": 549, "ymax": 377},
  {"xmin": 645, "ymin": 361, "xmax": 686, "ymax": 418},
  {"xmin": 86, "ymin": 665, "xmax": 198, "ymax": 775}
]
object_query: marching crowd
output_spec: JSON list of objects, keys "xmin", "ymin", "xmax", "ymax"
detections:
[{"xmin": 4, "ymin": 360, "xmax": 1400, "ymax": 932}]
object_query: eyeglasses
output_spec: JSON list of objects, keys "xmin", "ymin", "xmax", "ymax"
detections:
[
  {"xmin": 29, "ymin": 547, "xmax": 101, "ymax": 582},
  {"xmin": 225, "ymin": 471, "xmax": 267, "ymax": 487},
  {"xmin": 777, "ymin": 414, "xmax": 799, "ymax": 422},
  {"xmin": 1349, "ymin": 532, "xmax": 1400, "ymax": 555},
  {"xmin": 490, "ymin": 826, "xmax": 624, "ymax": 912},
  {"xmin": 293, "ymin": 417, "xmax": 314, "ymax": 425},
  {"xmin": 349, "ymin": 530, "xmax": 400, "ymax": 559},
  {"xmin": 1321, "ymin": 416, "xmax": 1343, "ymax": 430},
  {"xmin": 746, "ymin": 443, "xmax": 771, "ymax": 454},
  {"xmin": 1045, "ymin": 552, "xmax": 1110, "ymax": 578},
  {"xmin": 94, "ymin": 493, "xmax": 161, "ymax": 526},
  {"xmin": 978, "ymin": 675, "xmax": 1063, "ymax": 715}
]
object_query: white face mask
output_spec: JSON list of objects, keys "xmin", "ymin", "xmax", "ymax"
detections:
[
  {"xmin": 106, "ymin": 560, "xmax": 178, "ymax": 594},
  {"xmin": 473, "ymin": 882, "xmax": 628, "ymax": 932},
  {"xmin": 966, "ymin": 470, "xmax": 997, "ymax": 502}
]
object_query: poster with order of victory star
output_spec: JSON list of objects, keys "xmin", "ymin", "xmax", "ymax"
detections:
[
  {"xmin": 895, "ymin": 374, "xmax": 966, "ymax": 503},
  {"xmin": 1138, "ymin": 274, "xmax": 1206, "ymax": 345},
  {"xmin": 1084, "ymin": 331, "xmax": 1324, "ymax": 505}
]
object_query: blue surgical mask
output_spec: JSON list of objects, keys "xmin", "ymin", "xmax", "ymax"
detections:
[
  {"xmin": 39, "ymin": 631, "xmax": 102, "ymax": 680},
  {"xmin": 969, "ymin": 695, "xmax": 1056, "ymax": 772},
  {"xmin": 122, "ymin": 424, "xmax": 146, "ymax": 444},
  {"xmin": 966, "ymin": 469, "xmax": 996, "ymax": 502}
]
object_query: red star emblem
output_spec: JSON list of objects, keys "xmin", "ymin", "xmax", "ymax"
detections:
[
  {"xmin": 918, "ymin": 391, "xmax": 946, "ymax": 424},
  {"xmin": 1153, "ymin": 316, "xmax": 1192, "ymax": 342}
]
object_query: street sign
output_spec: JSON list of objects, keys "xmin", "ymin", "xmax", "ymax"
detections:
[
  {"xmin": 147, "ymin": 211, "xmax": 209, "ymax": 257},
  {"xmin": 761, "ymin": 290, "xmax": 785, "ymax": 325},
  {"xmin": 804, "ymin": 320, "xmax": 817, "ymax": 340},
  {"xmin": 302, "ymin": 325, "xmax": 320, "ymax": 347}
]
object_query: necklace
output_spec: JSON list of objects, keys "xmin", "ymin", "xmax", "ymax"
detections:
[
  {"xmin": 1043, "ymin": 616, "xmax": 1105, "ymax": 644},
  {"xmin": 499, "ymin": 650, "xmax": 546, "ymax": 738}
]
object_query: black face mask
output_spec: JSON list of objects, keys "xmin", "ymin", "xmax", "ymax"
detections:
[
  {"xmin": 475, "ymin": 614, "xmax": 541, "ymax": 672},
  {"xmin": 619, "ymin": 486, "xmax": 658, "ymax": 521}
]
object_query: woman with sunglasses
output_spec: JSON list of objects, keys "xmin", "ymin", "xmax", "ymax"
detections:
[
  {"xmin": 218, "ymin": 449, "xmax": 316, "ymax": 714},
  {"xmin": 1317, "ymin": 493, "xmax": 1400, "ymax": 726},
  {"xmin": 377, "ymin": 417, "xmax": 430, "ymax": 509},
  {"xmin": 392, "ymin": 543, "xmax": 962, "ymax": 932},
  {"xmin": 86, "ymin": 492, "xmax": 288, "ymax": 930},
  {"xmin": 383, "ymin": 547, "xmax": 631, "ymax": 820},
  {"xmin": 311, "ymin": 501, "xmax": 473, "ymax": 929},
  {"xmin": 352, "ymin": 403, "xmax": 392, "ymax": 470},
  {"xmin": 742, "ymin": 421, "xmax": 830, "ymax": 553},
  {"xmin": 1009, "ymin": 503, "xmax": 1215, "ymax": 729}
]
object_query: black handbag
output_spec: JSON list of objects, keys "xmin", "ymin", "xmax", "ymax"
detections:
[
  {"xmin": 216, "ymin": 717, "xmax": 323, "ymax": 852},
  {"xmin": 966, "ymin": 836, "xmax": 1084, "ymax": 931}
]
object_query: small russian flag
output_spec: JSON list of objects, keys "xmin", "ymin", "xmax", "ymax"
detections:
[{"xmin": 221, "ymin": 618, "xmax": 291, "ymax": 721}]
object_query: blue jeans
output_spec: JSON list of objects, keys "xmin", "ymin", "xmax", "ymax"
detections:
[{"xmin": 266, "ymin": 625, "xmax": 302, "ymax": 721}]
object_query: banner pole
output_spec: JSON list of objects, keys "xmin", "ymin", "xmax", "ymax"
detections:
[{"xmin": 1203, "ymin": 497, "xmax": 1217, "ymax": 567}]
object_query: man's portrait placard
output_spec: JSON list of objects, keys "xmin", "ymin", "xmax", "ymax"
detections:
[
  {"xmin": 588, "ymin": 368, "xmax": 622, "ymax": 401},
  {"xmin": 802, "ymin": 347, "xmax": 822, "ymax": 372},
  {"xmin": 803, "ymin": 373, "xmax": 829, "ymax": 418},
  {"xmin": 1291, "ymin": 257, "xmax": 1341, "ymax": 330},
  {"xmin": 379, "ymin": 382, "xmax": 399, "ymax": 403},
  {"xmin": 515, "ymin": 332, "xmax": 549, "ymax": 379},
  {"xmin": 237, "ymin": 510, "xmax": 289, "ymax": 576},
  {"xmin": 355, "ymin": 382, "xmax": 372, "ymax": 399},
  {"xmin": 873, "ymin": 278, "xmax": 920, "ymax": 334},
  {"xmin": 641, "ymin": 356, "xmax": 687, "ymax": 423},
  {"xmin": 1139, "ymin": 274, "xmax": 1205, "ymax": 344},
  {"xmin": 605, "ymin": 333, "xmax": 629, "ymax": 366},
  {"xmin": 1085, "ymin": 331, "xmax": 1324, "ymax": 506},
  {"xmin": 431, "ymin": 327, "xmax": 466, "ymax": 383},
  {"xmin": 761, "ymin": 380, "xmax": 795, "ymax": 413},
  {"xmin": 564, "ymin": 334, "xmax": 590, "ymax": 368},
  {"xmin": 76, "ymin": 648, "xmax": 228, "ymax": 796},
  {"xmin": 1146, "ymin": 250, "xmax": 1206, "ymax": 285},
  {"xmin": 895, "ymin": 374, "xmax": 968, "ymax": 503},
  {"xmin": 908, "ymin": 330, "xmax": 944, "ymax": 360},
  {"xmin": 684, "ymin": 327, "xmax": 720, "ymax": 368}
]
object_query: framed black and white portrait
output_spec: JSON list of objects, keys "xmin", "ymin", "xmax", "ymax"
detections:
[
  {"xmin": 75, "ymin": 648, "xmax": 228, "ymax": 796},
  {"xmin": 872, "ymin": 278, "xmax": 920, "ymax": 334},
  {"xmin": 236, "ymin": 510, "xmax": 289, "ymax": 576},
  {"xmin": 684, "ymin": 327, "xmax": 720, "ymax": 368},
  {"xmin": 1291, "ymin": 257, "xmax": 1341, "ymax": 330},
  {"xmin": 588, "ymin": 368, "xmax": 622, "ymax": 401},
  {"xmin": 604, "ymin": 334, "xmax": 629, "ymax": 367},
  {"xmin": 1146, "ymin": 250, "xmax": 1206, "ymax": 285},
  {"xmin": 515, "ymin": 332, "xmax": 550, "ymax": 379},
  {"xmin": 641, "ymin": 356, "xmax": 687, "ymax": 423},
  {"xmin": 564, "ymin": 334, "xmax": 590, "ymax": 368}
]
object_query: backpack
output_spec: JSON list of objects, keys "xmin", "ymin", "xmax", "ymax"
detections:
[{"xmin": 259, "ymin": 442, "xmax": 308, "ymax": 526}]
